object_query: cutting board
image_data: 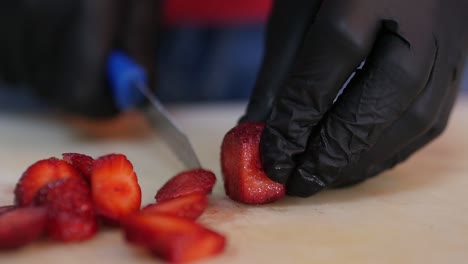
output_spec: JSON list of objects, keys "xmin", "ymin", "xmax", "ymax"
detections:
[{"xmin": 0, "ymin": 99, "xmax": 467, "ymax": 264}]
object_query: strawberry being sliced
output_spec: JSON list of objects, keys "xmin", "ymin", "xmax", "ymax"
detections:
[
  {"xmin": 62, "ymin": 153, "xmax": 94, "ymax": 182},
  {"xmin": 123, "ymin": 213, "xmax": 226, "ymax": 263},
  {"xmin": 221, "ymin": 122, "xmax": 286, "ymax": 205},
  {"xmin": 142, "ymin": 193, "xmax": 208, "ymax": 220},
  {"xmin": 0, "ymin": 207, "xmax": 47, "ymax": 250},
  {"xmin": 15, "ymin": 158, "xmax": 82, "ymax": 206},
  {"xmin": 35, "ymin": 177, "xmax": 97, "ymax": 242},
  {"xmin": 0, "ymin": 205, "xmax": 16, "ymax": 216},
  {"xmin": 155, "ymin": 169, "xmax": 216, "ymax": 202},
  {"xmin": 91, "ymin": 154, "xmax": 141, "ymax": 223}
]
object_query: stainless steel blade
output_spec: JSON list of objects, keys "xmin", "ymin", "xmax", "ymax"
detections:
[{"xmin": 135, "ymin": 81, "xmax": 202, "ymax": 169}]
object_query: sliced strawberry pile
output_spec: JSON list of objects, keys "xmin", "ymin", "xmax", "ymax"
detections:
[
  {"xmin": 0, "ymin": 152, "xmax": 142, "ymax": 249},
  {"xmin": 1, "ymin": 153, "xmax": 226, "ymax": 263},
  {"xmin": 221, "ymin": 122, "xmax": 286, "ymax": 204},
  {"xmin": 123, "ymin": 168, "xmax": 225, "ymax": 263}
]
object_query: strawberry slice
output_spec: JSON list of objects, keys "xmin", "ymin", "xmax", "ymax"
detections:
[
  {"xmin": 155, "ymin": 169, "xmax": 216, "ymax": 202},
  {"xmin": 0, "ymin": 205, "xmax": 16, "ymax": 216},
  {"xmin": 123, "ymin": 213, "xmax": 226, "ymax": 263},
  {"xmin": 62, "ymin": 153, "xmax": 94, "ymax": 181},
  {"xmin": 221, "ymin": 122, "xmax": 286, "ymax": 204},
  {"xmin": 91, "ymin": 154, "xmax": 141, "ymax": 223},
  {"xmin": 15, "ymin": 158, "xmax": 82, "ymax": 206},
  {"xmin": 35, "ymin": 177, "xmax": 97, "ymax": 242},
  {"xmin": 0, "ymin": 207, "xmax": 47, "ymax": 250},
  {"xmin": 142, "ymin": 193, "xmax": 208, "ymax": 220}
]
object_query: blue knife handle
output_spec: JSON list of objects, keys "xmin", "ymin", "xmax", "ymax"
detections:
[{"xmin": 107, "ymin": 50, "xmax": 147, "ymax": 110}]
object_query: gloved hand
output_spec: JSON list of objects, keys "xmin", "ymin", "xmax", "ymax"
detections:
[
  {"xmin": 0, "ymin": 0, "xmax": 159, "ymax": 118},
  {"xmin": 241, "ymin": 0, "xmax": 468, "ymax": 197}
]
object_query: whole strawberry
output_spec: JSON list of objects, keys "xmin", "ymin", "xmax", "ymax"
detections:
[{"xmin": 221, "ymin": 122, "xmax": 285, "ymax": 204}]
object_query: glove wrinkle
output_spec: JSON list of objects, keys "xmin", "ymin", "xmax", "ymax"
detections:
[
  {"xmin": 275, "ymin": 1, "xmax": 448, "ymax": 196},
  {"xmin": 332, "ymin": 23, "xmax": 465, "ymax": 188},
  {"xmin": 261, "ymin": 124, "xmax": 306, "ymax": 185},
  {"xmin": 287, "ymin": 168, "xmax": 326, "ymax": 197}
]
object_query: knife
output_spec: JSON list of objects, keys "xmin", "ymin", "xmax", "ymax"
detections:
[{"xmin": 107, "ymin": 51, "xmax": 202, "ymax": 169}]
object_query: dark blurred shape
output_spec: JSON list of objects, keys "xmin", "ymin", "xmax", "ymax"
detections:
[
  {"xmin": 156, "ymin": 26, "xmax": 266, "ymax": 102},
  {"xmin": 0, "ymin": 0, "xmax": 159, "ymax": 118},
  {"xmin": 461, "ymin": 62, "xmax": 468, "ymax": 93}
]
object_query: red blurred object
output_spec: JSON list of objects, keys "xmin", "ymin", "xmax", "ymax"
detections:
[{"xmin": 163, "ymin": 0, "xmax": 272, "ymax": 26}]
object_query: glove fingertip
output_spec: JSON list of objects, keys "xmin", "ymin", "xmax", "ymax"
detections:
[
  {"xmin": 259, "ymin": 127, "xmax": 295, "ymax": 185},
  {"xmin": 262, "ymin": 163, "xmax": 292, "ymax": 185},
  {"xmin": 286, "ymin": 169, "xmax": 326, "ymax": 197}
]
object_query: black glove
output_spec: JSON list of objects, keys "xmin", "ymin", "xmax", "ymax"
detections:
[
  {"xmin": 241, "ymin": 0, "xmax": 468, "ymax": 197},
  {"xmin": 0, "ymin": 0, "xmax": 160, "ymax": 118}
]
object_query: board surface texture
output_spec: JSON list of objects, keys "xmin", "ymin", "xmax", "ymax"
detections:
[{"xmin": 1, "ymin": 99, "xmax": 467, "ymax": 264}]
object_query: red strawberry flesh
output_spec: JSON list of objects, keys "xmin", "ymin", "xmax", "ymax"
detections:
[
  {"xmin": 91, "ymin": 154, "xmax": 141, "ymax": 223},
  {"xmin": 155, "ymin": 169, "xmax": 216, "ymax": 202},
  {"xmin": 15, "ymin": 158, "xmax": 82, "ymax": 206},
  {"xmin": 35, "ymin": 177, "xmax": 97, "ymax": 242},
  {"xmin": 142, "ymin": 193, "xmax": 208, "ymax": 220},
  {"xmin": 62, "ymin": 153, "xmax": 94, "ymax": 181},
  {"xmin": 221, "ymin": 122, "xmax": 285, "ymax": 204},
  {"xmin": 123, "ymin": 213, "xmax": 226, "ymax": 263},
  {"xmin": 0, "ymin": 205, "xmax": 16, "ymax": 216},
  {"xmin": 0, "ymin": 207, "xmax": 47, "ymax": 250}
]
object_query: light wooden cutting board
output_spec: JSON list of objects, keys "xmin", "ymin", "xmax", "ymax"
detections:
[{"xmin": 0, "ymin": 99, "xmax": 467, "ymax": 264}]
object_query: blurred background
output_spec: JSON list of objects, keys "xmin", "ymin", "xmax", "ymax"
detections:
[
  {"xmin": 0, "ymin": 0, "xmax": 270, "ymax": 112},
  {"xmin": 0, "ymin": 0, "xmax": 467, "ymax": 112}
]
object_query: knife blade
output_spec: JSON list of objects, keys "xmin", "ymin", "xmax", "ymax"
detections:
[
  {"xmin": 136, "ymin": 80, "xmax": 202, "ymax": 169},
  {"xmin": 107, "ymin": 51, "xmax": 202, "ymax": 169}
]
